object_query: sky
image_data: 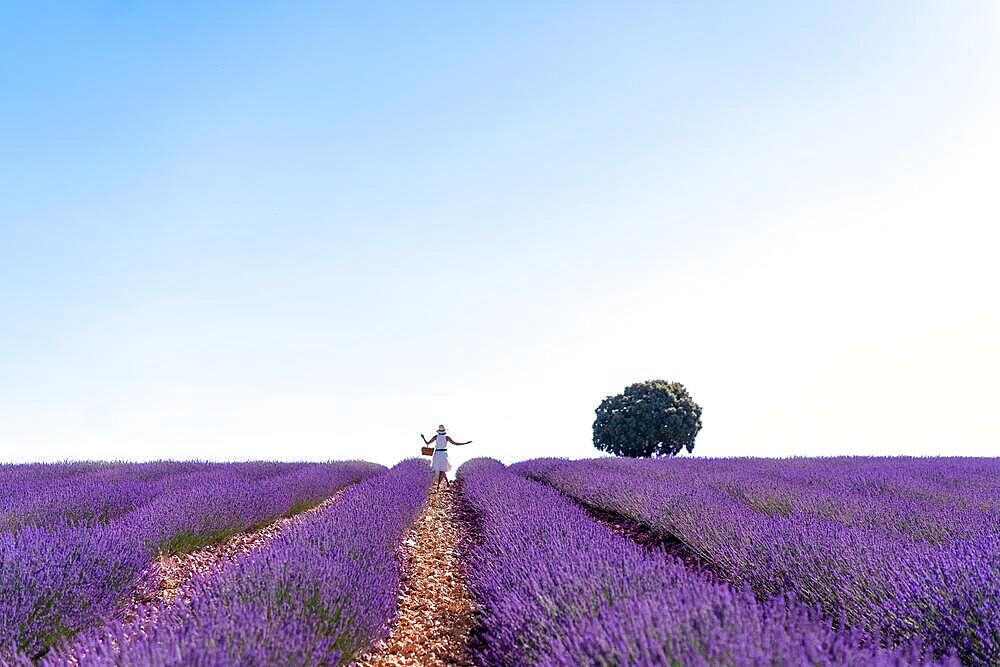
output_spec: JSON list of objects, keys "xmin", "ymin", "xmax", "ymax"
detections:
[{"xmin": 1, "ymin": 2, "xmax": 998, "ymax": 468}]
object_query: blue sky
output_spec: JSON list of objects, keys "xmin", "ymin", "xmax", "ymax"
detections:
[{"xmin": 2, "ymin": 2, "xmax": 998, "ymax": 467}]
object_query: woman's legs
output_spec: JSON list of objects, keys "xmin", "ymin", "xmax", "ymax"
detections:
[{"xmin": 431, "ymin": 468, "xmax": 453, "ymax": 490}]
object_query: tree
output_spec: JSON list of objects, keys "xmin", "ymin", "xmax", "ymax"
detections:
[{"xmin": 593, "ymin": 380, "xmax": 702, "ymax": 457}]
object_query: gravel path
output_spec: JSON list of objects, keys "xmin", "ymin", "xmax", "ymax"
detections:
[
  {"xmin": 355, "ymin": 485, "xmax": 475, "ymax": 667},
  {"xmin": 577, "ymin": 500, "xmax": 726, "ymax": 584},
  {"xmin": 145, "ymin": 492, "xmax": 346, "ymax": 608},
  {"xmin": 523, "ymin": 474, "xmax": 726, "ymax": 584},
  {"xmin": 46, "ymin": 490, "xmax": 353, "ymax": 664}
]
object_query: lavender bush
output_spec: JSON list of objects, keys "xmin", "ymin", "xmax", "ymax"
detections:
[
  {"xmin": 0, "ymin": 462, "xmax": 241, "ymax": 532},
  {"xmin": 515, "ymin": 456, "xmax": 1000, "ymax": 664},
  {"xmin": 0, "ymin": 524, "xmax": 147, "ymax": 659},
  {"xmin": 0, "ymin": 462, "xmax": 374, "ymax": 534},
  {"xmin": 53, "ymin": 459, "xmax": 429, "ymax": 666},
  {"xmin": 124, "ymin": 462, "xmax": 384, "ymax": 554},
  {"xmin": 459, "ymin": 458, "xmax": 946, "ymax": 666}
]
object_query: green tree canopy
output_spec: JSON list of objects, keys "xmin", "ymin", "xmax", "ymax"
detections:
[{"xmin": 593, "ymin": 380, "xmax": 703, "ymax": 457}]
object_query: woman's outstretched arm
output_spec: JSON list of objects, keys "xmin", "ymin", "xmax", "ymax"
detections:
[
  {"xmin": 420, "ymin": 433, "xmax": 434, "ymax": 445},
  {"xmin": 447, "ymin": 436, "xmax": 472, "ymax": 446}
]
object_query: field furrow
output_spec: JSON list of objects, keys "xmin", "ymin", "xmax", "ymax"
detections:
[
  {"xmin": 43, "ymin": 459, "xmax": 429, "ymax": 666},
  {"xmin": 459, "ymin": 458, "xmax": 941, "ymax": 666},
  {"xmin": 355, "ymin": 485, "xmax": 475, "ymax": 667},
  {"xmin": 514, "ymin": 457, "xmax": 1000, "ymax": 664},
  {"xmin": 1, "ymin": 462, "xmax": 380, "ymax": 662},
  {"xmin": 571, "ymin": 490, "xmax": 726, "ymax": 584}
]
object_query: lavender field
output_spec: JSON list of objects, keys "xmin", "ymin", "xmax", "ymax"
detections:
[{"xmin": 2, "ymin": 457, "xmax": 997, "ymax": 666}]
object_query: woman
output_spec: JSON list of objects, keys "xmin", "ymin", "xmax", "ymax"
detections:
[{"xmin": 421, "ymin": 424, "xmax": 472, "ymax": 491}]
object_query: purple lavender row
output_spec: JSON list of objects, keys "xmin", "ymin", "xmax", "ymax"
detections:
[
  {"xmin": 1, "ymin": 523, "xmax": 146, "ymax": 663},
  {"xmin": 514, "ymin": 457, "xmax": 998, "ymax": 664},
  {"xmin": 458, "ymin": 458, "xmax": 944, "ymax": 666},
  {"xmin": 125, "ymin": 461, "xmax": 384, "ymax": 554},
  {"xmin": 51, "ymin": 459, "xmax": 430, "ymax": 666},
  {"xmin": 0, "ymin": 461, "xmax": 335, "ymax": 532},
  {"xmin": 0, "ymin": 461, "xmax": 106, "ymax": 486},
  {"xmin": 635, "ymin": 456, "xmax": 1000, "ymax": 543},
  {"xmin": 1, "ymin": 461, "xmax": 380, "ymax": 661}
]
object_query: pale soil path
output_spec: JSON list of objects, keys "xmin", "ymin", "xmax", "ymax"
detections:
[
  {"xmin": 355, "ymin": 484, "xmax": 475, "ymax": 667},
  {"xmin": 45, "ymin": 489, "xmax": 352, "ymax": 664},
  {"xmin": 523, "ymin": 474, "xmax": 726, "ymax": 584},
  {"xmin": 144, "ymin": 490, "xmax": 347, "ymax": 608},
  {"xmin": 579, "ymin": 500, "xmax": 726, "ymax": 583}
]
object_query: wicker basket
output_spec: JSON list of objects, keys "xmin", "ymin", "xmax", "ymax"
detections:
[{"xmin": 421, "ymin": 446, "xmax": 434, "ymax": 457}]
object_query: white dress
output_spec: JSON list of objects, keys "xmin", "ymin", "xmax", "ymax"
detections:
[{"xmin": 430, "ymin": 433, "xmax": 451, "ymax": 472}]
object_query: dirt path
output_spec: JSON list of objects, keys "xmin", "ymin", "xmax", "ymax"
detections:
[
  {"xmin": 45, "ymin": 489, "xmax": 354, "ymax": 664},
  {"xmin": 145, "ymin": 491, "xmax": 347, "ymax": 608},
  {"xmin": 355, "ymin": 485, "xmax": 475, "ymax": 667},
  {"xmin": 577, "ymin": 500, "xmax": 726, "ymax": 584},
  {"xmin": 523, "ymin": 474, "xmax": 726, "ymax": 584}
]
